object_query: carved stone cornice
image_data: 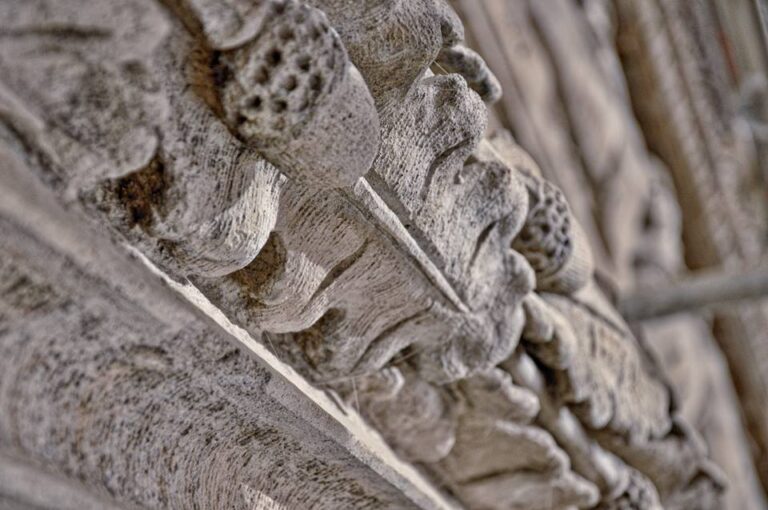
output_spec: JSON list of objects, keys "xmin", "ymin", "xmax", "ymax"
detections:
[{"xmin": 0, "ymin": 0, "xmax": 724, "ymax": 508}]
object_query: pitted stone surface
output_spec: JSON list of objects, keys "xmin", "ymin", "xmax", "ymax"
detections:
[{"xmin": 0, "ymin": 0, "xmax": 728, "ymax": 508}]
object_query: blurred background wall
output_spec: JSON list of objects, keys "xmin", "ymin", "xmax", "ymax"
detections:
[{"xmin": 451, "ymin": 1, "xmax": 768, "ymax": 508}]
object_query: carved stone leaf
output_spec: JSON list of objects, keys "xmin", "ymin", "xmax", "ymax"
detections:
[{"xmin": 535, "ymin": 290, "xmax": 671, "ymax": 439}]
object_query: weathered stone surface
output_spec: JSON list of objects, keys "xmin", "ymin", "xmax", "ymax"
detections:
[
  {"xmin": 458, "ymin": 1, "xmax": 766, "ymax": 508},
  {"xmin": 0, "ymin": 0, "xmax": 739, "ymax": 508},
  {"xmin": 0, "ymin": 142, "xmax": 455, "ymax": 510}
]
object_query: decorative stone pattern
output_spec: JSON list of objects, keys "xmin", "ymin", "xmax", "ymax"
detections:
[
  {"xmin": 456, "ymin": 1, "xmax": 767, "ymax": 508},
  {"xmin": 0, "ymin": 137, "xmax": 455, "ymax": 510},
  {"xmin": 0, "ymin": 0, "xmax": 733, "ymax": 509},
  {"xmin": 0, "ymin": 201, "xmax": 437, "ymax": 510}
]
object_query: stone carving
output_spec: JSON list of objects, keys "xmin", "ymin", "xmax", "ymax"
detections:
[
  {"xmin": 0, "ymin": 0, "xmax": 726, "ymax": 508},
  {"xmin": 456, "ymin": 1, "xmax": 766, "ymax": 508},
  {"xmin": 213, "ymin": 0, "xmax": 380, "ymax": 188},
  {"xmin": 511, "ymin": 169, "xmax": 593, "ymax": 294},
  {"xmin": 435, "ymin": 44, "xmax": 503, "ymax": 103}
]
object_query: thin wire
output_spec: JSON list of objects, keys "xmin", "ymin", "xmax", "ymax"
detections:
[
  {"xmin": 263, "ymin": 331, "xmax": 278, "ymax": 355},
  {"xmin": 351, "ymin": 377, "xmax": 361, "ymax": 415},
  {"xmin": 432, "ymin": 61, "xmax": 450, "ymax": 75}
]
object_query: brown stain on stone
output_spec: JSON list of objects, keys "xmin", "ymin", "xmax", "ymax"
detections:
[
  {"xmin": 112, "ymin": 155, "xmax": 171, "ymax": 229},
  {"xmin": 230, "ymin": 232, "xmax": 287, "ymax": 306}
]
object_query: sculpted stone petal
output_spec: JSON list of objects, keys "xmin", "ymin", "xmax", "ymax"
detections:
[{"xmin": 308, "ymin": 0, "xmax": 465, "ymax": 105}]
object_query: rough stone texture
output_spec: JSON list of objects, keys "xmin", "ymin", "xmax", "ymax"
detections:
[
  {"xmin": 0, "ymin": 131, "xmax": 456, "ymax": 510},
  {"xmin": 0, "ymin": 0, "xmax": 745, "ymax": 509}
]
